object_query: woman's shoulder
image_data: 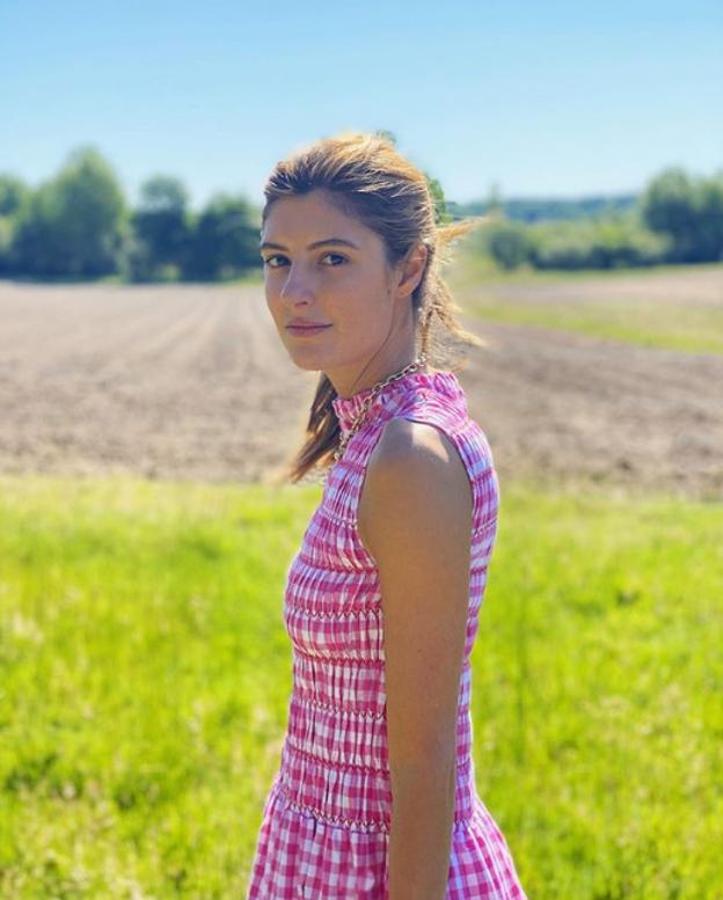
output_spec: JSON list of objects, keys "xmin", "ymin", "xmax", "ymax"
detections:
[
  {"xmin": 369, "ymin": 415, "xmax": 454, "ymax": 468},
  {"xmin": 358, "ymin": 415, "xmax": 473, "ymax": 547}
]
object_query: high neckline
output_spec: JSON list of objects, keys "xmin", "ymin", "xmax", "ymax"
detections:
[{"xmin": 331, "ymin": 369, "xmax": 464, "ymax": 436}]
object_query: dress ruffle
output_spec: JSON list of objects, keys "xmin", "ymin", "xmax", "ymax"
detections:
[{"xmin": 249, "ymin": 775, "xmax": 526, "ymax": 899}]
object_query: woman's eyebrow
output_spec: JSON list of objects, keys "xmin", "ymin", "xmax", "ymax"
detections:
[{"xmin": 259, "ymin": 237, "xmax": 361, "ymax": 251}]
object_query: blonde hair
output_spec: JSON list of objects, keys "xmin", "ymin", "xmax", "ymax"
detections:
[{"xmin": 261, "ymin": 130, "xmax": 489, "ymax": 485}]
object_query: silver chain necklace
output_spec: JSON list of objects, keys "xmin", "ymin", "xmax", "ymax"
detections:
[{"xmin": 332, "ymin": 352, "xmax": 428, "ymax": 464}]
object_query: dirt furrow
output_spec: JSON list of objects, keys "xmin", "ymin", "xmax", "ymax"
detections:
[{"xmin": 0, "ymin": 279, "xmax": 720, "ymax": 499}]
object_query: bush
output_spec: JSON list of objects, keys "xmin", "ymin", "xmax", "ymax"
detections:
[
  {"xmin": 527, "ymin": 214, "xmax": 670, "ymax": 270},
  {"xmin": 0, "ymin": 216, "xmax": 14, "ymax": 274},
  {"xmin": 486, "ymin": 221, "xmax": 533, "ymax": 270}
]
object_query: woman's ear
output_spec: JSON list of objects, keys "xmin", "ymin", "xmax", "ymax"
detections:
[{"xmin": 395, "ymin": 242, "xmax": 429, "ymax": 300}]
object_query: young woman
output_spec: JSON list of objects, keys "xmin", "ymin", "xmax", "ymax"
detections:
[{"xmin": 247, "ymin": 131, "xmax": 527, "ymax": 899}]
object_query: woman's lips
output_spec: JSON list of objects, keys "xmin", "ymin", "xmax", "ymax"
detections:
[{"xmin": 286, "ymin": 324, "xmax": 332, "ymax": 336}]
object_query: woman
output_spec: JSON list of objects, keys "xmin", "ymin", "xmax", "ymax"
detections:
[{"xmin": 247, "ymin": 131, "xmax": 527, "ymax": 899}]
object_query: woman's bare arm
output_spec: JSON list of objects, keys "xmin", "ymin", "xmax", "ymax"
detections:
[{"xmin": 358, "ymin": 417, "xmax": 473, "ymax": 900}]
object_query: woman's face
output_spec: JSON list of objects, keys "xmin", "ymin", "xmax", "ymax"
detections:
[{"xmin": 260, "ymin": 188, "xmax": 411, "ymax": 386}]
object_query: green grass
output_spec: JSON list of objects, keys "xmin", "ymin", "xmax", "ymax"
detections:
[
  {"xmin": 448, "ymin": 255, "xmax": 723, "ymax": 354},
  {"xmin": 451, "ymin": 251, "xmax": 723, "ymax": 288},
  {"xmin": 461, "ymin": 293, "xmax": 723, "ymax": 354},
  {"xmin": 0, "ymin": 472, "xmax": 720, "ymax": 898}
]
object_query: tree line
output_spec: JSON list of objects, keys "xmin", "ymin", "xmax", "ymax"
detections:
[
  {"xmin": 0, "ymin": 146, "xmax": 261, "ymax": 282},
  {"xmin": 448, "ymin": 192, "xmax": 639, "ymax": 223},
  {"xmin": 1, "ymin": 146, "xmax": 721, "ymax": 279},
  {"xmin": 0, "ymin": 142, "xmax": 454, "ymax": 283},
  {"xmin": 470, "ymin": 167, "xmax": 723, "ymax": 271}
]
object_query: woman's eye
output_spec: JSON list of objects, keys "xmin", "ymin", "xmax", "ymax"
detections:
[
  {"xmin": 321, "ymin": 253, "xmax": 347, "ymax": 266},
  {"xmin": 262, "ymin": 253, "xmax": 346, "ymax": 268}
]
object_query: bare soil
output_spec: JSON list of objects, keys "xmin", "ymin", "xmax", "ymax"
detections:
[{"xmin": 0, "ymin": 274, "xmax": 720, "ymax": 501}]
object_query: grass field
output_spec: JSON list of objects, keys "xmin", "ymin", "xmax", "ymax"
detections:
[
  {"xmin": 1, "ymin": 260, "xmax": 721, "ymax": 896},
  {"xmin": 449, "ymin": 256, "xmax": 723, "ymax": 355},
  {"xmin": 462, "ymin": 291, "xmax": 723, "ymax": 355},
  {"xmin": 1, "ymin": 472, "xmax": 720, "ymax": 898}
]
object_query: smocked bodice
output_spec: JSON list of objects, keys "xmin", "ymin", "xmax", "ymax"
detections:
[{"xmin": 273, "ymin": 368, "xmax": 501, "ymax": 834}]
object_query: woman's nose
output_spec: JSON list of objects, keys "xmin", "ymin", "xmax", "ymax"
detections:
[{"xmin": 280, "ymin": 264, "xmax": 315, "ymax": 302}]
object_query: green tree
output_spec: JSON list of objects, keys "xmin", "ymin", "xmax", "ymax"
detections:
[
  {"xmin": 128, "ymin": 175, "xmax": 192, "ymax": 281},
  {"xmin": 694, "ymin": 171, "xmax": 723, "ymax": 261},
  {"xmin": 374, "ymin": 128, "xmax": 398, "ymax": 146},
  {"xmin": 0, "ymin": 217, "xmax": 13, "ymax": 274},
  {"xmin": 0, "ymin": 174, "xmax": 31, "ymax": 273},
  {"xmin": 641, "ymin": 166, "xmax": 723, "ymax": 263},
  {"xmin": 12, "ymin": 146, "xmax": 127, "ymax": 277},
  {"xmin": 487, "ymin": 220, "xmax": 532, "ymax": 270},
  {"xmin": 426, "ymin": 174, "xmax": 452, "ymax": 224},
  {"xmin": 0, "ymin": 175, "xmax": 30, "ymax": 217},
  {"xmin": 184, "ymin": 193, "xmax": 259, "ymax": 281},
  {"xmin": 640, "ymin": 167, "xmax": 701, "ymax": 262},
  {"xmin": 485, "ymin": 181, "xmax": 503, "ymax": 218},
  {"xmin": 373, "ymin": 129, "xmax": 450, "ymax": 224}
]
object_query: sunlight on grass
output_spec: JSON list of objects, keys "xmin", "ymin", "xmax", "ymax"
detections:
[
  {"xmin": 448, "ymin": 253, "xmax": 723, "ymax": 354},
  {"xmin": 462, "ymin": 293, "xmax": 723, "ymax": 354},
  {"xmin": 0, "ymin": 472, "xmax": 720, "ymax": 897}
]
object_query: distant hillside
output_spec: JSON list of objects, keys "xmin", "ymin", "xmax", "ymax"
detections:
[{"xmin": 447, "ymin": 193, "xmax": 638, "ymax": 223}]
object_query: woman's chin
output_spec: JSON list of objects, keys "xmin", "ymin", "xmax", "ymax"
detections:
[{"xmin": 289, "ymin": 354, "xmax": 326, "ymax": 372}]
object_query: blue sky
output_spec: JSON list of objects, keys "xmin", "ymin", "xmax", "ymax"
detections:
[{"xmin": 1, "ymin": 1, "xmax": 721, "ymax": 210}]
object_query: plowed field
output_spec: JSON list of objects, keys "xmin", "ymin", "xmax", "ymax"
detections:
[{"xmin": 1, "ymin": 270, "xmax": 720, "ymax": 500}]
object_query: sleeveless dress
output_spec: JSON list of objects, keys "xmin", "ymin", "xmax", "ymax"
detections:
[{"xmin": 246, "ymin": 369, "xmax": 527, "ymax": 899}]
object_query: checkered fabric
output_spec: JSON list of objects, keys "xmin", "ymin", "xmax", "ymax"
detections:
[{"xmin": 247, "ymin": 370, "xmax": 527, "ymax": 899}]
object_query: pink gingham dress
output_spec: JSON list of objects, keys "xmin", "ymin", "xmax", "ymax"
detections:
[{"xmin": 246, "ymin": 369, "xmax": 527, "ymax": 899}]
